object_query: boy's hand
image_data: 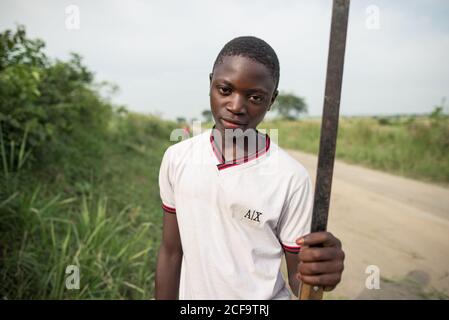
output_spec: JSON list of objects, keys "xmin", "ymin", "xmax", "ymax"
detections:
[{"xmin": 295, "ymin": 231, "xmax": 345, "ymax": 291}]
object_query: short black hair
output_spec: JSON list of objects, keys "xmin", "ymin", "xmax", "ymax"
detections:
[{"xmin": 212, "ymin": 36, "xmax": 280, "ymax": 91}]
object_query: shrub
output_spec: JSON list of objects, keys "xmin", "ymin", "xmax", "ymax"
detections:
[{"xmin": 0, "ymin": 25, "xmax": 113, "ymax": 172}]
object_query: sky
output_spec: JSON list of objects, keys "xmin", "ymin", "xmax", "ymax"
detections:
[{"xmin": 1, "ymin": 0, "xmax": 448, "ymax": 121}]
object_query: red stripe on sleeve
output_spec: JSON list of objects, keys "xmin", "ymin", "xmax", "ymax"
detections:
[
  {"xmin": 161, "ymin": 203, "xmax": 176, "ymax": 214},
  {"xmin": 282, "ymin": 244, "xmax": 301, "ymax": 253}
]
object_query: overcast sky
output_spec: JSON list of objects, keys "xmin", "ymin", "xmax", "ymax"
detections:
[{"xmin": 1, "ymin": 0, "xmax": 448, "ymax": 120}]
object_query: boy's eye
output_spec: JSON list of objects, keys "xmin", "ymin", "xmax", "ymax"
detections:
[
  {"xmin": 249, "ymin": 95, "xmax": 264, "ymax": 103},
  {"xmin": 218, "ymin": 86, "xmax": 232, "ymax": 95}
]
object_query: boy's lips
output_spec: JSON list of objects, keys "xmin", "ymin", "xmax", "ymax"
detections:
[{"xmin": 221, "ymin": 118, "xmax": 247, "ymax": 129}]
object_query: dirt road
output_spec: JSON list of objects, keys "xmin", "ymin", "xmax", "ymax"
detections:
[{"xmin": 284, "ymin": 150, "xmax": 449, "ymax": 299}]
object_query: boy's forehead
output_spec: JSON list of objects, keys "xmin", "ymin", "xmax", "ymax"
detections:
[{"xmin": 213, "ymin": 55, "xmax": 275, "ymax": 91}]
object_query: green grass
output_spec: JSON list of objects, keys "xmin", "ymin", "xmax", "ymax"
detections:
[
  {"xmin": 0, "ymin": 112, "xmax": 177, "ymax": 299},
  {"xmin": 261, "ymin": 115, "xmax": 449, "ymax": 185},
  {"xmin": 0, "ymin": 25, "xmax": 184, "ymax": 299}
]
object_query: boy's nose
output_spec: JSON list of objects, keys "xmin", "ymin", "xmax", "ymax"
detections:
[{"xmin": 226, "ymin": 94, "xmax": 247, "ymax": 114}]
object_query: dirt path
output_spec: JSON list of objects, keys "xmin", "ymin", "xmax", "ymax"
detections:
[{"xmin": 284, "ymin": 150, "xmax": 449, "ymax": 299}]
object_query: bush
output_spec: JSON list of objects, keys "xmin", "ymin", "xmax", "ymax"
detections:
[
  {"xmin": 0, "ymin": 26, "xmax": 180, "ymax": 299},
  {"xmin": 0, "ymin": 25, "xmax": 113, "ymax": 172}
]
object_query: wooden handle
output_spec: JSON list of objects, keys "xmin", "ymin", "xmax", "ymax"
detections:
[{"xmin": 299, "ymin": 283, "xmax": 324, "ymax": 300}]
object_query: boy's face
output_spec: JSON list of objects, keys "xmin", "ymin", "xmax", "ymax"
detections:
[{"xmin": 209, "ymin": 55, "xmax": 278, "ymax": 134}]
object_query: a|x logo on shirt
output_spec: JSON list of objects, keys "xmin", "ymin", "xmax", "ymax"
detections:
[{"xmin": 243, "ymin": 209, "xmax": 263, "ymax": 223}]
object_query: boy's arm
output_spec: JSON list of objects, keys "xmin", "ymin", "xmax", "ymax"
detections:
[
  {"xmin": 155, "ymin": 210, "xmax": 183, "ymax": 299},
  {"xmin": 285, "ymin": 252, "xmax": 301, "ymax": 297}
]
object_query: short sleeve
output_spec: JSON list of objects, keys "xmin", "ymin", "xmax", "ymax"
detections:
[
  {"xmin": 277, "ymin": 175, "xmax": 313, "ymax": 253},
  {"xmin": 158, "ymin": 147, "xmax": 176, "ymax": 214}
]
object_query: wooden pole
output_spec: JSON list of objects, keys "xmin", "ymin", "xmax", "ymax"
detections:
[{"xmin": 299, "ymin": 0, "xmax": 350, "ymax": 300}]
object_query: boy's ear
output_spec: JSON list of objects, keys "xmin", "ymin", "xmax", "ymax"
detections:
[
  {"xmin": 209, "ymin": 73, "xmax": 213, "ymax": 96},
  {"xmin": 268, "ymin": 90, "xmax": 279, "ymax": 111}
]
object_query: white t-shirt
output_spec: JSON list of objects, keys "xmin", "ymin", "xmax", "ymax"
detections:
[{"xmin": 158, "ymin": 128, "xmax": 313, "ymax": 300}]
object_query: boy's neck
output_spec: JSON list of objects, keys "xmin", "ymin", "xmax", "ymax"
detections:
[{"xmin": 211, "ymin": 126, "xmax": 266, "ymax": 163}]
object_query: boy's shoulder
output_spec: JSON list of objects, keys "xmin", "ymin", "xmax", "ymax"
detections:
[
  {"xmin": 270, "ymin": 143, "xmax": 311, "ymax": 186},
  {"xmin": 164, "ymin": 129, "xmax": 210, "ymax": 158}
]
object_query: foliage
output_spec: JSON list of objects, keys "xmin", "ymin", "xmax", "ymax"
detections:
[
  {"xmin": 261, "ymin": 109, "xmax": 449, "ymax": 184},
  {"xmin": 272, "ymin": 92, "xmax": 307, "ymax": 120},
  {"xmin": 0, "ymin": 25, "xmax": 177, "ymax": 299},
  {"xmin": 201, "ymin": 109, "xmax": 212, "ymax": 122},
  {"xmin": 0, "ymin": 25, "xmax": 112, "ymax": 173}
]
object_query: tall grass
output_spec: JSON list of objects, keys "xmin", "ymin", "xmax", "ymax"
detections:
[
  {"xmin": 261, "ymin": 115, "xmax": 449, "ymax": 184},
  {"xmin": 0, "ymin": 26, "xmax": 181, "ymax": 299},
  {"xmin": 0, "ymin": 113, "xmax": 177, "ymax": 299}
]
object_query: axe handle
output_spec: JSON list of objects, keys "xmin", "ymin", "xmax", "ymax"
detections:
[
  {"xmin": 299, "ymin": 0, "xmax": 350, "ymax": 300},
  {"xmin": 300, "ymin": 282, "xmax": 324, "ymax": 300}
]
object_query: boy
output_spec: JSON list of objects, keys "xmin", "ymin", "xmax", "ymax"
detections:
[{"xmin": 155, "ymin": 36, "xmax": 345, "ymax": 299}]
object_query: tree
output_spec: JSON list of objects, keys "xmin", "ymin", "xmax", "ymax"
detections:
[
  {"xmin": 430, "ymin": 97, "xmax": 447, "ymax": 120},
  {"xmin": 273, "ymin": 92, "xmax": 307, "ymax": 120},
  {"xmin": 201, "ymin": 110, "xmax": 212, "ymax": 122},
  {"xmin": 0, "ymin": 25, "xmax": 113, "ymax": 169},
  {"xmin": 176, "ymin": 117, "xmax": 186, "ymax": 124}
]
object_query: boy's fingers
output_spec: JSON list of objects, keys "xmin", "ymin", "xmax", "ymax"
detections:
[
  {"xmin": 298, "ymin": 273, "xmax": 342, "ymax": 287},
  {"xmin": 298, "ymin": 247, "xmax": 345, "ymax": 263},
  {"xmin": 297, "ymin": 260, "xmax": 345, "ymax": 276},
  {"xmin": 296, "ymin": 232, "xmax": 341, "ymax": 248}
]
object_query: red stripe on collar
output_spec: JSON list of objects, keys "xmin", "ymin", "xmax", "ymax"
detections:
[{"xmin": 210, "ymin": 128, "xmax": 270, "ymax": 171}]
